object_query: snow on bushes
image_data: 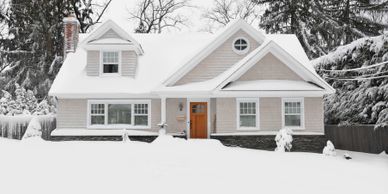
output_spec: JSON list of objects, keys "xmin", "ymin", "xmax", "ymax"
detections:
[
  {"xmin": 0, "ymin": 84, "xmax": 56, "ymax": 116},
  {"xmin": 323, "ymin": 140, "xmax": 336, "ymax": 156},
  {"xmin": 313, "ymin": 34, "xmax": 388, "ymax": 127},
  {"xmin": 275, "ymin": 128, "xmax": 293, "ymax": 152}
]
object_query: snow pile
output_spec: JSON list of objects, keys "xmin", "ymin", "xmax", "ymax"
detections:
[
  {"xmin": 274, "ymin": 128, "xmax": 293, "ymax": 152},
  {"xmin": 323, "ymin": 140, "xmax": 336, "ymax": 156},
  {"xmin": 313, "ymin": 33, "xmax": 388, "ymax": 127},
  {"xmin": 0, "ymin": 139, "xmax": 387, "ymax": 194},
  {"xmin": 22, "ymin": 117, "xmax": 42, "ymax": 140}
]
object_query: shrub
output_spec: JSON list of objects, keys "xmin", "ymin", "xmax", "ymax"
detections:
[
  {"xmin": 323, "ymin": 140, "xmax": 336, "ymax": 156},
  {"xmin": 275, "ymin": 128, "xmax": 293, "ymax": 152}
]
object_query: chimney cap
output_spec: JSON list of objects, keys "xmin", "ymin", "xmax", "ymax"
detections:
[{"xmin": 63, "ymin": 13, "xmax": 79, "ymax": 24}]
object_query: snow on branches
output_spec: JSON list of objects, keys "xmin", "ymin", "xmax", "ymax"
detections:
[
  {"xmin": 0, "ymin": 84, "xmax": 55, "ymax": 116},
  {"xmin": 314, "ymin": 33, "xmax": 388, "ymax": 128}
]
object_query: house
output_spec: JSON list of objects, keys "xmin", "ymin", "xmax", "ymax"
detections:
[{"xmin": 49, "ymin": 15, "xmax": 335, "ymax": 146}]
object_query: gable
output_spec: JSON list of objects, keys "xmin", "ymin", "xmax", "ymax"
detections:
[
  {"xmin": 237, "ymin": 53, "xmax": 303, "ymax": 81},
  {"xmin": 98, "ymin": 29, "xmax": 124, "ymax": 40},
  {"xmin": 175, "ymin": 29, "xmax": 260, "ymax": 85}
]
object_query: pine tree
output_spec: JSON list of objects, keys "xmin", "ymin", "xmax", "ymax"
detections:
[
  {"xmin": 0, "ymin": 0, "xmax": 112, "ymax": 99},
  {"xmin": 254, "ymin": 0, "xmax": 388, "ymax": 59}
]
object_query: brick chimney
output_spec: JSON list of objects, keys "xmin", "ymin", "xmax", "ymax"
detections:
[{"xmin": 63, "ymin": 13, "xmax": 80, "ymax": 57}]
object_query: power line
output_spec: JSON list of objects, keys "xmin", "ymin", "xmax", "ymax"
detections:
[
  {"xmin": 325, "ymin": 74, "xmax": 388, "ymax": 81},
  {"xmin": 319, "ymin": 61, "xmax": 388, "ymax": 72}
]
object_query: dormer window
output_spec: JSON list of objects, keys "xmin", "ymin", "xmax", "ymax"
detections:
[{"xmin": 102, "ymin": 51, "xmax": 120, "ymax": 74}]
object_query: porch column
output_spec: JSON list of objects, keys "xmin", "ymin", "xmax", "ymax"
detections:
[
  {"xmin": 161, "ymin": 97, "xmax": 166, "ymax": 124},
  {"xmin": 158, "ymin": 97, "xmax": 167, "ymax": 135}
]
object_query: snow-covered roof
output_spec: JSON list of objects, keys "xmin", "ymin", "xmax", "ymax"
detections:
[
  {"xmin": 49, "ymin": 19, "xmax": 333, "ymax": 98},
  {"xmin": 49, "ymin": 32, "xmax": 213, "ymax": 98}
]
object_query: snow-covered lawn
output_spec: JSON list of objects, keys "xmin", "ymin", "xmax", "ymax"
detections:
[{"xmin": 0, "ymin": 136, "xmax": 387, "ymax": 194}]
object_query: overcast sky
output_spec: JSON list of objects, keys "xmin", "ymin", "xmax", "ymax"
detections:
[{"xmin": 101, "ymin": 0, "xmax": 223, "ymax": 33}]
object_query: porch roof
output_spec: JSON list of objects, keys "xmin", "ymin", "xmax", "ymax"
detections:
[{"xmin": 221, "ymin": 80, "xmax": 324, "ymax": 91}]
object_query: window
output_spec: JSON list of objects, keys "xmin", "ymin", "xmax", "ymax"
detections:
[
  {"xmin": 102, "ymin": 51, "xmax": 119, "ymax": 74},
  {"xmin": 233, "ymin": 37, "xmax": 249, "ymax": 54},
  {"xmin": 108, "ymin": 104, "xmax": 131, "ymax": 125},
  {"xmin": 237, "ymin": 99, "xmax": 258, "ymax": 130},
  {"xmin": 134, "ymin": 104, "xmax": 148, "ymax": 126},
  {"xmin": 88, "ymin": 101, "xmax": 150, "ymax": 128},
  {"xmin": 282, "ymin": 98, "xmax": 304, "ymax": 129},
  {"xmin": 90, "ymin": 104, "xmax": 105, "ymax": 125}
]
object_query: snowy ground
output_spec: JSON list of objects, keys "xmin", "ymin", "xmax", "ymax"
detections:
[{"xmin": 0, "ymin": 136, "xmax": 387, "ymax": 194}]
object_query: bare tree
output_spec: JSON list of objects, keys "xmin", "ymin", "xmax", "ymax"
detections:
[
  {"xmin": 129, "ymin": 0, "xmax": 190, "ymax": 33},
  {"xmin": 202, "ymin": 0, "xmax": 261, "ymax": 32},
  {"xmin": 66, "ymin": 0, "xmax": 113, "ymax": 33}
]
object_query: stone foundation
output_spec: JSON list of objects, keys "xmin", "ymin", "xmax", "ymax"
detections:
[
  {"xmin": 211, "ymin": 135, "xmax": 327, "ymax": 153},
  {"xmin": 50, "ymin": 134, "xmax": 326, "ymax": 153}
]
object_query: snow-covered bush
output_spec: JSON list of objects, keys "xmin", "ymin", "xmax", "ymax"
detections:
[
  {"xmin": 275, "ymin": 128, "xmax": 293, "ymax": 152},
  {"xmin": 122, "ymin": 129, "xmax": 130, "ymax": 142},
  {"xmin": 323, "ymin": 140, "xmax": 336, "ymax": 156},
  {"xmin": 0, "ymin": 84, "xmax": 56, "ymax": 116}
]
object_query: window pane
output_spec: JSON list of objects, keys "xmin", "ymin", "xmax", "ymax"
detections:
[
  {"xmin": 91, "ymin": 115, "xmax": 104, "ymax": 125},
  {"xmin": 91, "ymin": 104, "xmax": 104, "ymax": 114},
  {"xmin": 108, "ymin": 104, "xmax": 131, "ymax": 124},
  {"xmin": 240, "ymin": 115, "xmax": 256, "ymax": 127},
  {"xmin": 135, "ymin": 115, "xmax": 148, "ymax": 126},
  {"xmin": 103, "ymin": 64, "xmax": 118, "ymax": 73},
  {"xmin": 285, "ymin": 115, "xmax": 301, "ymax": 126},
  {"xmin": 240, "ymin": 102, "xmax": 256, "ymax": 114},
  {"xmin": 135, "ymin": 104, "xmax": 148, "ymax": 114},
  {"xmin": 103, "ymin": 52, "xmax": 118, "ymax": 63}
]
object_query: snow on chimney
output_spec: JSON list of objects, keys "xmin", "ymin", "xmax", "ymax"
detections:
[{"xmin": 63, "ymin": 13, "xmax": 80, "ymax": 57}]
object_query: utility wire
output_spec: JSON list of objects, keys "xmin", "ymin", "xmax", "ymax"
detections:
[
  {"xmin": 325, "ymin": 74, "xmax": 388, "ymax": 81},
  {"xmin": 319, "ymin": 61, "xmax": 388, "ymax": 72}
]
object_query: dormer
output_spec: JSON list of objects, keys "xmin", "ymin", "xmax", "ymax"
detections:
[{"xmin": 81, "ymin": 20, "xmax": 143, "ymax": 77}]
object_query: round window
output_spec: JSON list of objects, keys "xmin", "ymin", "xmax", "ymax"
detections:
[{"xmin": 233, "ymin": 38, "xmax": 249, "ymax": 54}]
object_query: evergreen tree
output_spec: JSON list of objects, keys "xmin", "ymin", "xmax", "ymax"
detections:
[
  {"xmin": 254, "ymin": 0, "xmax": 388, "ymax": 58},
  {"xmin": 0, "ymin": 0, "xmax": 111, "ymax": 99}
]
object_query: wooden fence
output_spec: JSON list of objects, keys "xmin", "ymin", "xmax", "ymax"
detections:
[{"xmin": 325, "ymin": 125, "xmax": 388, "ymax": 154}]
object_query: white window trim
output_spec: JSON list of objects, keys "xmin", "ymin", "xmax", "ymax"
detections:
[
  {"xmin": 236, "ymin": 98, "xmax": 260, "ymax": 131},
  {"xmin": 100, "ymin": 50, "xmax": 121, "ymax": 76},
  {"xmin": 87, "ymin": 100, "xmax": 151, "ymax": 129},
  {"xmin": 232, "ymin": 37, "xmax": 250, "ymax": 55},
  {"xmin": 281, "ymin": 97, "xmax": 305, "ymax": 130}
]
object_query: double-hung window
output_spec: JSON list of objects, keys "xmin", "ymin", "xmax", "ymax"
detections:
[
  {"xmin": 282, "ymin": 98, "xmax": 304, "ymax": 129},
  {"xmin": 102, "ymin": 51, "xmax": 119, "ymax": 74},
  {"xmin": 90, "ymin": 104, "xmax": 105, "ymax": 125},
  {"xmin": 237, "ymin": 99, "xmax": 259, "ymax": 130},
  {"xmin": 88, "ymin": 101, "xmax": 150, "ymax": 128}
]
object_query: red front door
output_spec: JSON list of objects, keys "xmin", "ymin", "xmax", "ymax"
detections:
[{"xmin": 190, "ymin": 102, "xmax": 208, "ymax": 139}]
